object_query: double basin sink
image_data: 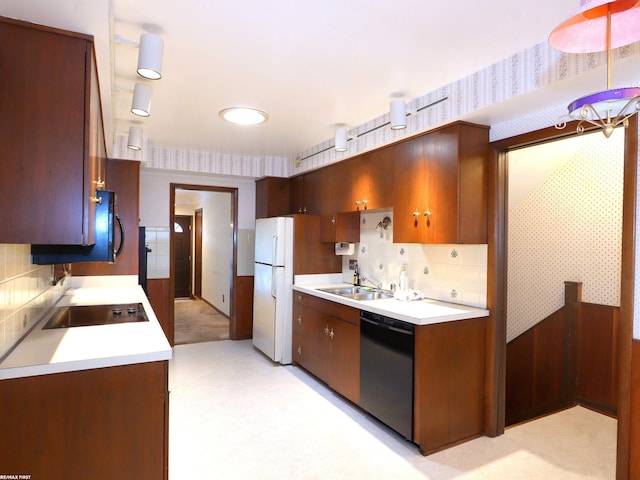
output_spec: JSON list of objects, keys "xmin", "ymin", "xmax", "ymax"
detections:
[{"xmin": 318, "ymin": 286, "xmax": 394, "ymax": 301}]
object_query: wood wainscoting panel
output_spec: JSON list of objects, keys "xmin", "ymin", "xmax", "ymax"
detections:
[
  {"xmin": 147, "ymin": 278, "xmax": 172, "ymax": 346},
  {"xmin": 577, "ymin": 303, "xmax": 619, "ymax": 416},
  {"xmin": 233, "ymin": 275, "xmax": 254, "ymax": 340},
  {"xmin": 506, "ymin": 308, "xmax": 570, "ymax": 426}
]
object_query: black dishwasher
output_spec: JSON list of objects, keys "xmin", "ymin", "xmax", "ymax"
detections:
[{"xmin": 359, "ymin": 310, "xmax": 415, "ymax": 440}]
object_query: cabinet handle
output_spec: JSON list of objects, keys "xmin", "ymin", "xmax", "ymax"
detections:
[
  {"xmin": 329, "ymin": 328, "xmax": 335, "ymax": 339},
  {"xmin": 413, "ymin": 208, "xmax": 420, "ymax": 218},
  {"xmin": 355, "ymin": 200, "xmax": 361, "ymax": 210},
  {"xmin": 324, "ymin": 325, "xmax": 329, "ymax": 335},
  {"xmin": 297, "ymin": 294, "xmax": 302, "ymax": 301},
  {"xmin": 362, "ymin": 199, "xmax": 368, "ymax": 210},
  {"xmin": 331, "ymin": 216, "xmax": 336, "ymax": 225},
  {"xmin": 303, "ymin": 206, "xmax": 307, "ymax": 214},
  {"xmin": 90, "ymin": 196, "xmax": 103, "ymax": 205},
  {"xmin": 297, "ymin": 346, "xmax": 302, "ymax": 355},
  {"xmin": 424, "ymin": 209, "xmax": 431, "ymax": 218},
  {"xmin": 297, "ymin": 315, "xmax": 302, "ymax": 325},
  {"xmin": 95, "ymin": 177, "xmax": 105, "ymax": 190}
]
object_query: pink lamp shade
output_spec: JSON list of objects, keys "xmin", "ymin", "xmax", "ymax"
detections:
[{"xmin": 549, "ymin": 0, "xmax": 640, "ymax": 53}]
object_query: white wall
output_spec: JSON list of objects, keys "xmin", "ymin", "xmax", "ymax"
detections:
[
  {"xmin": 139, "ymin": 169, "xmax": 256, "ymax": 231},
  {"xmin": 200, "ymin": 192, "xmax": 233, "ymax": 316}
]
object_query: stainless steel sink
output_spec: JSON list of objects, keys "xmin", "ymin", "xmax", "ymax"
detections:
[{"xmin": 318, "ymin": 286, "xmax": 394, "ymax": 301}]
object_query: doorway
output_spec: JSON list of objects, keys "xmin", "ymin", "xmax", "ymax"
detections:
[
  {"xmin": 488, "ymin": 119, "xmax": 637, "ymax": 479},
  {"xmin": 170, "ymin": 184, "xmax": 239, "ymax": 343},
  {"xmin": 174, "ymin": 215, "xmax": 192, "ymax": 299}
]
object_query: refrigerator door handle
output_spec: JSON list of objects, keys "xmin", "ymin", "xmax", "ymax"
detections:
[
  {"xmin": 271, "ymin": 266, "xmax": 277, "ymax": 298},
  {"xmin": 272, "ymin": 235, "xmax": 278, "ymax": 266}
]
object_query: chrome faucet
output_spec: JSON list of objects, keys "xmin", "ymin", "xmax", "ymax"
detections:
[{"xmin": 360, "ymin": 274, "xmax": 383, "ymax": 290}]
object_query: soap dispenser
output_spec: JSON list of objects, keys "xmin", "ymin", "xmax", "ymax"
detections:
[
  {"xmin": 353, "ymin": 263, "xmax": 360, "ymax": 286},
  {"xmin": 399, "ymin": 263, "xmax": 408, "ymax": 292}
]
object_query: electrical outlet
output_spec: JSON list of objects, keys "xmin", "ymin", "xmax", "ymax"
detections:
[{"xmin": 349, "ymin": 259, "xmax": 357, "ymax": 270}]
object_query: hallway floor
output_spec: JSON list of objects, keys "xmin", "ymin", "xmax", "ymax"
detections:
[{"xmin": 169, "ymin": 340, "xmax": 616, "ymax": 479}]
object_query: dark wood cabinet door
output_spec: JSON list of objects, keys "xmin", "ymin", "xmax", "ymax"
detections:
[
  {"xmin": 303, "ymin": 168, "xmax": 333, "ymax": 215},
  {"xmin": 393, "ymin": 137, "xmax": 426, "ymax": 243},
  {"xmin": 0, "ymin": 18, "xmax": 104, "ymax": 245},
  {"xmin": 327, "ymin": 314, "xmax": 360, "ymax": 404},
  {"xmin": 308, "ymin": 307, "xmax": 330, "ymax": 383},
  {"xmin": 255, "ymin": 177, "xmax": 290, "ymax": 218},
  {"xmin": 289, "ymin": 174, "xmax": 305, "ymax": 214},
  {"xmin": 422, "ymin": 125, "xmax": 459, "ymax": 244}
]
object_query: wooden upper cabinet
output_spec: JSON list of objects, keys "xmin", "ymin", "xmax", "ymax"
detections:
[
  {"xmin": 350, "ymin": 148, "xmax": 395, "ymax": 212},
  {"xmin": 292, "ymin": 214, "xmax": 342, "ymax": 274},
  {"xmin": 0, "ymin": 17, "xmax": 106, "ymax": 245},
  {"xmin": 303, "ymin": 168, "xmax": 333, "ymax": 216},
  {"xmin": 289, "ymin": 174, "xmax": 305, "ymax": 214},
  {"xmin": 393, "ymin": 122, "xmax": 488, "ymax": 244},
  {"xmin": 255, "ymin": 177, "xmax": 290, "ymax": 218},
  {"xmin": 319, "ymin": 211, "xmax": 360, "ymax": 243}
]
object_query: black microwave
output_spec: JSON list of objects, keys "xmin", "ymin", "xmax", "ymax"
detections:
[{"xmin": 31, "ymin": 190, "xmax": 124, "ymax": 264}]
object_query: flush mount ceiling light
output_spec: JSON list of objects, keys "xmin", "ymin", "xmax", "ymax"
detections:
[
  {"xmin": 550, "ymin": 0, "xmax": 640, "ymax": 138},
  {"xmin": 137, "ymin": 33, "xmax": 164, "ymax": 80},
  {"xmin": 390, "ymin": 99, "xmax": 407, "ymax": 130},
  {"xmin": 127, "ymin": 126, "xmax": 143, "ymax": 150},
  {"xmin": 131, "ymin": 83, "xmax": 152, "ymax": 117},
  {"xmin": 219, "ymin": 107, "xmax": 269, "ymax": 125}
]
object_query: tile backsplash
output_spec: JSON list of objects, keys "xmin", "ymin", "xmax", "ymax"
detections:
[
  {"xmin": 342, "ymin": 210, "xmax": 487, "ymax": 308},
  {"xmin": 0, "ymin": 244, "xmax": 64, "ymax": 359},
  {"xmin": 145, "ymin": 226, "xmax": 170, "ymax": 279}
]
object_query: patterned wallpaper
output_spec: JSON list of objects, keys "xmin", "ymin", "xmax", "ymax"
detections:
[{"xmin": 507, "ymin": 130, "xmax": 624, "ymax": 342}]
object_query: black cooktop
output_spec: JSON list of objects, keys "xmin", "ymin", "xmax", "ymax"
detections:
[{"xmin": 42, "ymin": 303, "xmax": 149, "ymax": 329}]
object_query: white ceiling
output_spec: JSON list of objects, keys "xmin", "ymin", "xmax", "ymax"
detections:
[{"xmin": 1, "ymin": 0, "xmax": 633, "ymax": 160}]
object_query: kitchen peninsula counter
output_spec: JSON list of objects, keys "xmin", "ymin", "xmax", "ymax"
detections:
[
  {"xmin": 293, "ymin": 283, "xmax": 489, "ymax": 325},
  {"xmin": 0, "ymin": 276, "xmax": 172, "ymax": 380}
]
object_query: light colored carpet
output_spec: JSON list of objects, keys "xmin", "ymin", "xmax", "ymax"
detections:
[
  {"xmin": 173, "ymin": 298, "xmax": 230, "ymax": 345},
  {"xmin": 169, "ymin": 339, "xmax": 617, "ymax": 480}
]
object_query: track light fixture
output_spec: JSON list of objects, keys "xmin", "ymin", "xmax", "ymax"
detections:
[
  {"xmin": 131, "ymin": 83, "xmax": 152, "ymax": 117},
  {"xmin": 137, "ymin": 33, "xmax": 164, "ymax": 80},
  {"xmin": 335, "ymin": 127, "xmax": 349, "ymax": 152},
  {"xmin": 390, "ymin": 99, "xmax": 407, "ymax": 129},
  {"xmin": 127, "ymin": 126, "xmax": 143, "ymax": 150}
]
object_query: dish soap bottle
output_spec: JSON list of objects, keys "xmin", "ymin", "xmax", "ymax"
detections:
[
  {"xmin": 353, "ymin": 263, "xmax": 360, "ymax": 286},
  {"xmin": 399, "ymin": 263, "xmax": 408, "ymax": 292}
]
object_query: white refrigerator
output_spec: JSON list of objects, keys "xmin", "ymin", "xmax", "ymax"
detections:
[{"xmin": 252, "ymin": 217, "xmax": 294, "ymax": 364}]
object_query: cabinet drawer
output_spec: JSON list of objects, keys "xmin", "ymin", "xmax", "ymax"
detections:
[{"xmin": 293, "ymin": 291, "xmax": 308, "ymax": 305}]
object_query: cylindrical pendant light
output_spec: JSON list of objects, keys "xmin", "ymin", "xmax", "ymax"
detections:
[
  {"xmin": 335, "ymin": 127, "xmax": 348, "ymax": 151},
  {"xmin": 131, "ymin": 83, "xmax": 152, "ymax": 117},
  {"xmin": 137, "ymin": 33, "xmax": 164, "ymax": 80},
  {"xmin": 127, "ymin": 126, "xmax": 143, "ymax": 150},
  {"xmin": 390, "ymin": 99, "xmax": 407, "ymax": 130}
]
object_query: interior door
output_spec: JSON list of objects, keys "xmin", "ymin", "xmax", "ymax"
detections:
[
  {"xmin": 194, "ymin": 208, "xmax": 203, "ymax": 298},
  {"xmin": 174, "ymin": 215, "xmax": 192, "ymax": 298}
]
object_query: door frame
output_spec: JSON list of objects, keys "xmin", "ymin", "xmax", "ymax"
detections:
[
  {"xmin": 487, "ymin": 118, "xmax": 637, "ymax": 479},
  {"xmin": 173, "ymin": 214, "xmax": 193, "ymax": 299},
  {"xmin": 169, "ymin": 184, "xmax": 239, "ymax": 340},
  {"xmin": 194, "ymin": 208, "xmax": 203, "ymax": 298}
]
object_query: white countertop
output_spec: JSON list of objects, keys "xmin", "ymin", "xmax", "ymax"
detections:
[
  {"xmin": 0, "ymin": 281, "xmax": 172, "ymax": 380},
  {"xmin": 293, "ymin": 283, "xmax": 489, "ymax": 325}
]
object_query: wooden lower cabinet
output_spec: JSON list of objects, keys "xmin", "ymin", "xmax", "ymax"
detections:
[
  {"xmin": 292, "ymin": 293, "xmax": 359, "ymax": 404},
  {"xmin": 413, "ymin": 317, "xmax": 486, "ymax": 454},
  {"xmin": 293, "ymin": 292, "xmax": 488, "ymax": 455},
  {"xmin": 0, "ymin": 361, "xmax": 169, "ymax": 480}
]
